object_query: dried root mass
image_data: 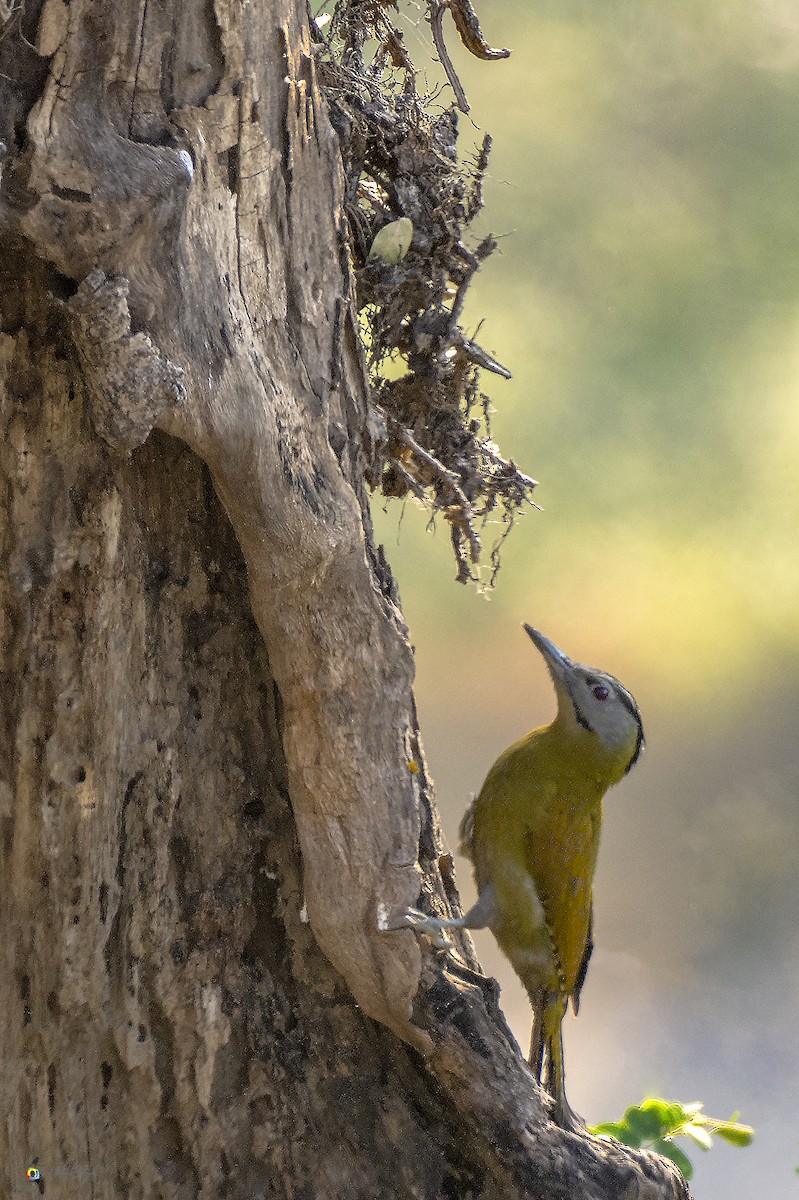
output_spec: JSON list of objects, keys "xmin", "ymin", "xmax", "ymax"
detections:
[{"xmin": 318, "ymin": 0, "xmax": 536, "ymax": 584}]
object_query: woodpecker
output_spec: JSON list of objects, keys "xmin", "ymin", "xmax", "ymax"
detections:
[{"xmin": 398, "ymin": 625, "xmax": 644, "ymax": 1128}]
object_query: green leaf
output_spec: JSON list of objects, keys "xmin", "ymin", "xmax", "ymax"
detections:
[
  {"xmin": 640, "ymin": 1098, "xmax": 689, "ymax": 1134},
  {"xmin": 592, "ymin": 1097, "xmax": 754, "ymax": 1165},
  {"xmin": 613, "ymin": 1124, "xmax": 642, "ymax": 1149},
  {"xmin": 654, "ymin": 1140, "xmax": 694, "ymax": 1181},
  {"xmin": 624, "ymin": 1105, "xmax": 666, "ymax": 1141},
  {"xmin": 714, "ymin": 1123, "xmax": 754, "ymax": 1147},
  {"xmin": 590, "ymin": 1121, "xmax": 631, "ymax": 1141},
  {"xmin": 683, "ymin": 1124, "xmax": 714, "ymax": 1151}
]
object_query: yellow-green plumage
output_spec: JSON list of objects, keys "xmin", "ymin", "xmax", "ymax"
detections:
[
  {"xmin": 397, "ymin": 626, "xmax": 644, "ymax": 1128},
  {"xmin": 462, "ymin": 627, "xmax": 643, "ymax": 1125},
  {"xmin": 465, "ymin": 714, "xmax": 637, "ymax": 1001},
  {"xmin": 467, "ymin": 726, "xmax": 604, "ymax": 1000}
]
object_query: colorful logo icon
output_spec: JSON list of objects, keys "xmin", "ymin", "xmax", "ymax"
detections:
[{"xmin": 26, "ymin": 1167, "xmax": 41, "ymax": 1181}]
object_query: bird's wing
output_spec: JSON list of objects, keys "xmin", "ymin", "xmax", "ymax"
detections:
[
  {"xmin": 470, "ymin": 734, "xmax": 599, "ymax": 1000},
  {"xmin": 523, "ymin": 802, "xmax": 598, "ymax": 999}
]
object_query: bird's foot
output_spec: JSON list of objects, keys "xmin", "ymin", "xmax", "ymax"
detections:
[
  {"xmin": 548, "ymin": 1095, "xmax": 587, "ymax": 1134},
  {"xmin": 377, "ymin": 904, "xmax": 458, "ymax": 949}
]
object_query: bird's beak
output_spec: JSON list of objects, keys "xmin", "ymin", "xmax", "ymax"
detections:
[{"xmin": 523, "ymin": 625, "xmax": 575, "ymax": 687}]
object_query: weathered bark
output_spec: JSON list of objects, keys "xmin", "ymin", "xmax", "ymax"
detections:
[{"xmin": 0, "ymin": 1, "xmax": 690, "ymax": 1197}]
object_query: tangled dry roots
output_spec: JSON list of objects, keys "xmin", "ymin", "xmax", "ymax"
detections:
[{"xmin": 318, "ymin": 0, "xmax": 537, "ymax": 585}]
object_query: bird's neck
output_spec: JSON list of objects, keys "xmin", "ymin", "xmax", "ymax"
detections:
[{"xmin": 544, "ymin": 714, "xmax": 634, "ymax": 791}]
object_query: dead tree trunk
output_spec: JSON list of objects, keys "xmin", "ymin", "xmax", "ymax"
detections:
[{"xmin": 0, "ymin": 1, "xmax": 689, "ymax": 1196}]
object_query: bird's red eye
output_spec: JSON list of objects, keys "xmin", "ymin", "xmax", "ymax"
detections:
[{"xmin": 593, "ymin": 685, "xmax": 609, "ymax": 701}]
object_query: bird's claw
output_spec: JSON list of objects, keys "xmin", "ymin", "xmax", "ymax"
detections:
[
  {"xmin": 401, "ymin": 907, "xmax": 456, "ymax": 949},
  {"xmin": 377, "ymin": 904, "xmax": 456, "ymax": 950},
  {"xmin": 549, "ymin": 1099, "xmax": 587, "ymax": 1134}
]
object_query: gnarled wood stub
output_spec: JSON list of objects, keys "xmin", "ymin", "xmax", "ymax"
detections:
[{"xmin": 0, "ymin": 0, "xmax": 690, "ymax": 1196}]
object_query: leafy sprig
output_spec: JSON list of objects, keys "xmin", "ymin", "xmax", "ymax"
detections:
[{"xmin": 591, "ymin": 1097, "xmax": 753, "ymax": 1181}]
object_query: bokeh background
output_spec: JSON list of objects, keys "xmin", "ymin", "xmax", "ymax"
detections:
[{"xmin": 365, "ymin": 2, "xmax": 799, "ymax": 1196}]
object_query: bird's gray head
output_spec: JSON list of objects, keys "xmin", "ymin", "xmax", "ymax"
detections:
[{"xmin": 524, "ymin": 625, "xmax": 645, "ymax": 773}]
